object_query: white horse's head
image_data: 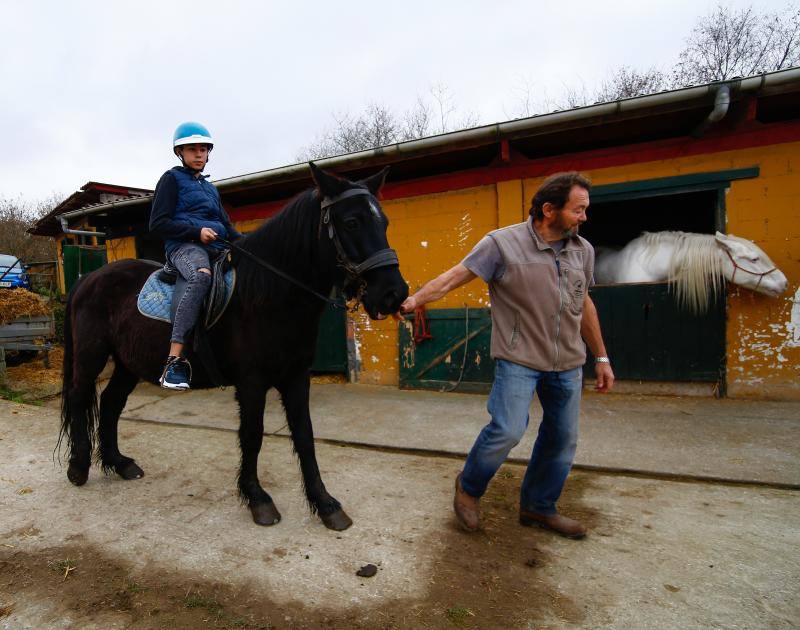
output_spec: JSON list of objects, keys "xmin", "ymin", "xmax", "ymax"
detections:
[{"xmin": 714, "ymin": 232, "xmax": 788, "ymax": 297}]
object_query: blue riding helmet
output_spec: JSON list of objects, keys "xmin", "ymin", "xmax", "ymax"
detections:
[{"xmin": 173, "ymin": 122, "xmax": 214, "ymax": 153}]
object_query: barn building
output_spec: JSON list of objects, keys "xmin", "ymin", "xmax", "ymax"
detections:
[{"xmin": 32, "ymin": 68, "xmax": 800, "ymax": 400}]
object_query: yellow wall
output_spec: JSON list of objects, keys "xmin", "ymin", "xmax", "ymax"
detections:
[
  {"xmin": 352, "ymin": 141, "xmax": 800, "ymax": 399},
  {"xmin": 106, "ymin": 237, "xmax": 137, "ymax": 262},
  {"xmin": 350, "ymin": 185, "xmax": 505, "ymax": 385},
  {"xmin": 233, "ymin": 219, "xmax": 264, "ymax": 234}
]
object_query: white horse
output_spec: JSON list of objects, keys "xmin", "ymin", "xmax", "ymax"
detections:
[{"xmin": 594, "ymin": 231, "xmax": 788, "ymax": 312}]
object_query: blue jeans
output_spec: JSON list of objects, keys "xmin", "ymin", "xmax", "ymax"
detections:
[
  {"xmin": 460, "ymin": 360, "xmax": 582, "ymax": 516},
  {"xmin": 168, "ymin": 243, "xmax": 213, "ymax": 345}
]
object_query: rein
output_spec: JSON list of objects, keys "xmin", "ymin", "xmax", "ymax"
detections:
[
  {"xmin": 723, "ymin": 249, "xmax": 777, "ymax": 291},
  {"xmin": 218, "ymin": 187, "xmax": 399, "ymax": 310},
  {"xmin": 218, "ymin": 236, "xmax": 344, "ymax": 308}
]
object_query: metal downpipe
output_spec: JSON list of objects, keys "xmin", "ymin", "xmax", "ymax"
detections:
[{"xmin": 691, "ymin": 84, "xmax": 731, "ymax": 138}]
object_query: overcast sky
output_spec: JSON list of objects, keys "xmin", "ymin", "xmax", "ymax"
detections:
[{"xmin": 0, "ymin": 0, "xmax": 790, "ymax": 202}]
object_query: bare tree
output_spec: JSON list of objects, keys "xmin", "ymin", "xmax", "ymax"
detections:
[
  {"xmin": 595, "ymin": 66, "xmax": 669, "ymax": 101},
  {"xmin": 0, "ymin": 195, "xmax": 61, "ymax": 263},
  {"xmin": 507, "ymin": 3, "xmax": 799, "ymax": 117},
  {"xmin": 673, "ymin": 4, "xmax": 800, "ymax": 86},
  {"xmin": 763, "ymin": 5, "xmax": 800, "ymax": 71},
  {"xmin": 296, "ymin": 85, "xmax": 479, "ymax": 160},
  {"xmin": 428, "ymin": 83, "xmax": 479, "ymax": 133},
  {"xmin": 400, "ymin": 96, "xmax": 433, "ymax": 140}
]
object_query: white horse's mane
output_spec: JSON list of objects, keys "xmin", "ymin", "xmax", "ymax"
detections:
[{"xmin": 639, "ymin": 231, "xmax": 725, "ymax": 313}]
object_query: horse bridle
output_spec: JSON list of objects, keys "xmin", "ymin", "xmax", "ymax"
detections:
[
  {"xmin": 319, "ymin": 188, "xmax": 399, "ymax": 279},
  {"xmin": 723, "ymin": 249, "xmax": 777, "ymax": 291}
]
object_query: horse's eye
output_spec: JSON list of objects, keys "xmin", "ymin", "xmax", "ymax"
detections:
[{"xmin": 344, "ymin": 218, "xmax": 359, "ymax": 230}]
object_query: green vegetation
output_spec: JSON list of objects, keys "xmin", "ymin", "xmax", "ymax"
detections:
[{"xmin": 445, "ymin": 605, "xmax": 475, "ymax": 625}]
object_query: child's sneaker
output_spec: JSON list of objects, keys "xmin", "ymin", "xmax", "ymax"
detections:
[{"xmin": 159, "ymin": 356, "xmax": 191, "ymax": 390}]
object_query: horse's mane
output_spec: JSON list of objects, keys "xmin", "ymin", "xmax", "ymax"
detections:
[
  {"xmin": 233, "ymin": 188, "xmax": 324, "ymax": 309},
  {"xmin": 638, "ymin": 231, "xmax": 725, "ymax": 313}
]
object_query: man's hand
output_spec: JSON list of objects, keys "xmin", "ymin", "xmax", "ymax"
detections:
[
  {"xmin": 594, "ymin": 362, "xmax": 615, "ymax": 392},
  {"xmin": 200, "ymin": 227, "xmax": 218, "ymax": 244},
  {"xmin": 400, "ymin": 294, "xmax": 419, "ymax": 314}
]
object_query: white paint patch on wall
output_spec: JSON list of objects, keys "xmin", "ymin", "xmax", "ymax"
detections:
[
  {"xmin": 731, "ymin": 288, "xmax": 800, "ymax": 390},
  {"xmin": 790, "ymin": 287, "xmax": 800, "ymax": 345},
  {"xmin": 456, "ymin": 211, "xmax": 473, "ymax": 249}
]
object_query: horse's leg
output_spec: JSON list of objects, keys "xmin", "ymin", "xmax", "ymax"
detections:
[
  {"xmin": 98, "ymin": 363, "xmax": 143, "ymax": 480},
  {"xmin": 277, "ymin": 373, "xmax": 352, "ymax": 531},
  {"xmin": 64, "ymin": 349, "xmax": 109, "ymax": 487},
  {"xmin": 235, "ymin": 381, "xmax": 281, "ymax": 526}
]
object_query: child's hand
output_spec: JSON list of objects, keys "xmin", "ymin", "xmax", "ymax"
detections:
[{"xmin": 200, "ymin": 228, "xmax": 218, "ymax": 244}]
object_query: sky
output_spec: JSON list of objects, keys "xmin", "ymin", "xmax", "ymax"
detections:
[{"xmin": 0, "ymin": 0, "xmax": 792, "ymax": 202}]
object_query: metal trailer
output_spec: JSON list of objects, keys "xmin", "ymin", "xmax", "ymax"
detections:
[{"xmin": 0, "ymin": 315, "xmax": 55, "ymax": 386}]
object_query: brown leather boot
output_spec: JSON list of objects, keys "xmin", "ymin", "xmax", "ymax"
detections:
[
  {"xmin": 519, "ymin": 509, "xmax": 587, "ymax": 539},
  {"xmin": 453, "ymin": 472, "xmax": 481, "ymax": 532}
]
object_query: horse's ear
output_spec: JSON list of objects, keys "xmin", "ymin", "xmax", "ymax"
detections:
[
  {"xmin": 359, "ymin": 166, "xmax": 390, "ymax": 196},
  {"xmin": 309, "ymin": 162, "xmax": 349, "ymax": 198},
  {"xmin": 715, "ymin": 231, "xmax": 733, "ymax": 249}
]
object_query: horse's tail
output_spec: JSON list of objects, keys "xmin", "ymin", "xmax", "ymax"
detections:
[{"xmin": 56, "ymin": 278, "xmax": 99, "ymax": 464}]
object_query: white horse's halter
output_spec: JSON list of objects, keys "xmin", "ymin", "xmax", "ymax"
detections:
[{"xmin": 723, "ymin": 249, "xmax": 777, "ymax": 291}]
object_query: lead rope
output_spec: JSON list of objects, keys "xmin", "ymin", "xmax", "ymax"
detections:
[{"xmin": 442, "ymin": 304, "xmax": 470, "ymax": 393}]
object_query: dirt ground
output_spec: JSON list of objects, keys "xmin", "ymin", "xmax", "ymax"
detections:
[
  {"xmin": 1, "ymin": 470, "xmax": 596, "ymax": 630},
  {"xmin": 1, "ymin": 400, "xmax": 798, "ymax": 629}
]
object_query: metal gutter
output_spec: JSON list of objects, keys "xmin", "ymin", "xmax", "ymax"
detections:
[
  {"xmin": 58, "ymin": 66, "xmax": 800, "ymax": 227},
  {"xmin": 60, "ymin": 195, "xmax": 151, "ymax": 221},
  {"xmin": 59, "ymin": 216, "xmax": 106, "ymax": 238}
]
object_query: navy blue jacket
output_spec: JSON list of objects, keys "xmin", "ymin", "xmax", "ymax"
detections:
[{"xmin": 149, "ymin": 166, "xmax": 242, "ymax": 257}]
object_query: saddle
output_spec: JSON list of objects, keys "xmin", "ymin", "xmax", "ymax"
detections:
[{"xmin": 137, "ymin": 250, "xmax": 236, "ymax": 329}]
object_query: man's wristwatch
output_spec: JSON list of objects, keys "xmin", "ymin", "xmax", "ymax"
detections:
[{"xmin": 595, "ymin": 356, "xmax": 611, "ymax": 364}]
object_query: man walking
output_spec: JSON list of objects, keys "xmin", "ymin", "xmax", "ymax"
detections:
[{"xmin": 400, "ymin": 172, "xmax": 614, "ymax": 539}]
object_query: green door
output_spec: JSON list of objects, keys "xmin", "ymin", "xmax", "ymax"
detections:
[
  {"xmin": 62, "ymin": 245, "xmax": 107, "ymax": 293},
  {"xmin": 584, "ymin": 283, "xmax": 726, "ymax": 383},
  {"xmin": 399, "ymin": 308, "xmax": 494, "ymax": 393},
  {"xmin": 311, "ymin": 302, "xmax": 347, "ymax": 373}
]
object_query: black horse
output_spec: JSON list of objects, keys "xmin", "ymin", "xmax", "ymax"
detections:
[{"xmin": 58, "ymin": 163, "xmax": 408, "ymax": 530}]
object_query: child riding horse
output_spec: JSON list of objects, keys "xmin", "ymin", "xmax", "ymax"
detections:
[
  {"xmin": 58, "ymin": 162, "xmax": 407, "ymax": 531},
  {"xmin": 149, "ymin": 121, "xmax": 243, "ymax": 390}
]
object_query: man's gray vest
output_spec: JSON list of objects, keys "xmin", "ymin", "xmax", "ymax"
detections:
[{"xmin": 488, "ymin": 219, "xmax": 595, "ymax": 372}]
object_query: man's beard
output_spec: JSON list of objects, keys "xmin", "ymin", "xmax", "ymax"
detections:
[{"xmin": 554, "ymin": 213, "xmax": 578, "ymax": 237}]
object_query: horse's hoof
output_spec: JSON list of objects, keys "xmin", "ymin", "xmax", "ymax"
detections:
[
  {"xmin": 67, "ymin": 464, "xmax": 89, "ymax": 486},
  {"xmin": 320, "ymin": 509, "xmax": 353, "ymax": 531},
  {"xmin": 250, "ymin": 502, "xmax": 281, "ymax": 526},
  {"xmin": 116, "ymin": 461, "xmax": 144, "ymax": 480}
]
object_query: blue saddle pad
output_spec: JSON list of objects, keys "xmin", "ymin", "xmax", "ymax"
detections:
[{"xmin": 137, "ymin": 268, "xmax": 236, "ymax": 327}]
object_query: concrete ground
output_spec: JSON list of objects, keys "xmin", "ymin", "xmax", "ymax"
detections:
[
  {"xmin": 105, "ymin": 382, "xmax": 800, "ymax": 488},
  {"xmin": 1, "ymin": 382, "xmax": 799, "ymax": 628}
]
